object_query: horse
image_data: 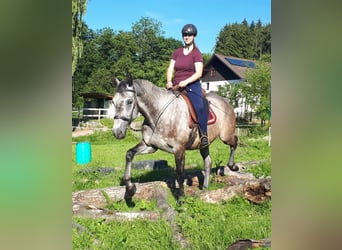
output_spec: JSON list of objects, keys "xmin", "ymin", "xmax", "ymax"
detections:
[{"xmin": 112, "ymin": 73, "xmax": 238, "ymax": 201}]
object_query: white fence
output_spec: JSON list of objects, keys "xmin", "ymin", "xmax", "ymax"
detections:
[{"xmin": 72, "ymin": 108, "xmax": 115, "ymax": 120}]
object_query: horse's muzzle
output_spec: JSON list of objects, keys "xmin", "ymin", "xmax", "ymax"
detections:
[
  {"xmin": 112, "ymin": 128, "xmax": 126, "ymax": 139},
  {"xmin": 112, "ymin": 119, "xmax": 127, "ymax": 139}
]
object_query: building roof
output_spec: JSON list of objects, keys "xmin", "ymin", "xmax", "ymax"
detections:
[
  {"xmin": 202, "ymin": 54, "xmax": 256, "ymax": 80},
  {"xmin": 81, "ymin": 92, "xmax": 113, "ymax": 100}
]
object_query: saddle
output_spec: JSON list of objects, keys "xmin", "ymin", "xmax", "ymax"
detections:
[{"xmin": 179, "ymin": 89, "xmax": 217, "ymax": 128}]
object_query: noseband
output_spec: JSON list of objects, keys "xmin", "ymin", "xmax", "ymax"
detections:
[{"xmin": 114, "ymin": 115, "xmax": 131, "ymax": 122}]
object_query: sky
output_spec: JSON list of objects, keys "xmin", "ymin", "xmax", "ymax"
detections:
[{"xmin": 83, "ymin": 0, "xmax": 271, "ymax": 54}]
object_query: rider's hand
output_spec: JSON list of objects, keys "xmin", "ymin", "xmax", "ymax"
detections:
[
  {"xmin": 166, "ymin": 81, "xmax": 173, "ymax": 89},
  {"xmin": 178, "ymin": 80, "xmax": 188, "ymax": 88}
]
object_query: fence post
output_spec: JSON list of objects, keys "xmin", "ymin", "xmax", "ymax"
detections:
[
  {"xmin": 77, "ymin": 107, "xmax": 81, "ymax": 128},
  {"xmin": 268, "ymin": 127, "xmax": 271, "ymax": 147}
]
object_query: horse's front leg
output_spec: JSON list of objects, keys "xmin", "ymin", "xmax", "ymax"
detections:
[
  {"xmin": 174, "ymin": 150, "xmax": 185, "ymax": 201},
  {"xmin": 123, "ymin": 141, "xmax": 157, "ymax": 200},
  {"xmin": 200, "ymin": 145, "xmax": 212, "ymax": 189}
]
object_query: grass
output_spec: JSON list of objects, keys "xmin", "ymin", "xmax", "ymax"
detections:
[
  {"xmin": 176, "ymin": 196, "xmax": 271, "ymax": 250},
  {"xmin": 72, "ymin": 125, "xmax": 271, "ymax": 249},
  {"xmin": 72, "ymin": 218, "xmax": 180, "ymax": 250},
  {"xmin": 72, "ymin": 129, "xmax": 270, "ymax": 191}
]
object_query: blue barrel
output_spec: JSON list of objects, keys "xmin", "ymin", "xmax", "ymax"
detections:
[{"xmin": 76, "ymin": 142, "xmax": 92, "ymax": 164}]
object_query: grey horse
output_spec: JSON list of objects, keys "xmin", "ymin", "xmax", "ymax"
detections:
[{"xmin": 112, "ymin": 73, "xmax": 238, "ymax": 201}]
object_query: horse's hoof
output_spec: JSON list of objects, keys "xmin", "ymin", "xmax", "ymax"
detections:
[
  {"xmin": 176, "ymin": 197, "xmax": 185, "ymax": 206},
  {"xmin": 125, "ymin": 183, "xmax": 137, "ymax": 199},
  {"xmin": 228, "ymin": 164, "xmax": 239, "ymax": 171}
]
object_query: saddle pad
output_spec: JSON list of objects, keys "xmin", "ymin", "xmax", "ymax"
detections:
[{"xmin": 208, "ymin": 106, "xmax": 217, "ymax": 125}]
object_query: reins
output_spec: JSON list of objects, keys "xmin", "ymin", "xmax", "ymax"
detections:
[{"xmin": 145, "ymin": 91, "xmax": 179, "ymax": 145}]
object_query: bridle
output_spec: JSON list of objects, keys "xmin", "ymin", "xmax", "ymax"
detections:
[{"xmin": 113, "ymin": 88, "xmax": 136, "ymax": 122}]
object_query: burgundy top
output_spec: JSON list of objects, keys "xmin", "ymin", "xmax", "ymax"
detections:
[{"xmin": 171, "ymin": 47, "xmax": 203, "ymax": 85}]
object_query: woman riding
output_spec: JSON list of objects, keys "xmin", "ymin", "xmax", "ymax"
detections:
[{"xmin": 166, "ymin": 23, "xmax": 209, "ymax": 148}]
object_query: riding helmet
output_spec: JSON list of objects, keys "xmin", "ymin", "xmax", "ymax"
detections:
[{"xmin": 181, "ymin": 24, "xmax": 198, "ymax": 36}]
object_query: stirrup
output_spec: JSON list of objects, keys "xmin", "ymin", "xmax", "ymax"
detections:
[{"xmin": 200, "ymin": 135, "xmax": 209, "ymax": 148}]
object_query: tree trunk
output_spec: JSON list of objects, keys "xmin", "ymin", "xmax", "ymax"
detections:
[
  {"xmin": 72, "ymin": 181, "xmax": 167, "ymax": 208},
  {"xmin": 72, "ymin": 165, "xmax": 271, "ymax": 210},
  {"xmin": 73, "ymin": 202, "xmax": 160, "ymax": 221}
]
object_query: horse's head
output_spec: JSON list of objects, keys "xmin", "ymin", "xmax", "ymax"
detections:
[{"xmin": 112, "ymin": 73, "xmax": 139, "ymax": 139}]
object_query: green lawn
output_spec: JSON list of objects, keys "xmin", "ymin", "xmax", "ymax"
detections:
[{"xmin": 72, "ymin": 127, "xmax": 271, "ymax": 249}]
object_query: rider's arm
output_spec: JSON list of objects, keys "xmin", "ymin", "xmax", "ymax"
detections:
[{"xmin": 166, "ymin": 59, "xmax": 175, "ymax": 88}]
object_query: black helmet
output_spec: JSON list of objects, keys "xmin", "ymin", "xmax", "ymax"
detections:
[{"xmin": 181, "ymin": 24, "xmax": 197, "ymax": 36}]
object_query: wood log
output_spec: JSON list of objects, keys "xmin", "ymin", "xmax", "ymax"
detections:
[
  {"xmin": 72, "ymin": 202, "xmax": 160, "ymax": 221},
  {"xmin": 199, "ymin": 177, "xmax": 271, "ymax": 204},
  {"xmin": 72, "ymin": 181, "xmax": 167, "ymax": 207},
  {"xmin": 72, "ymin": 175, "xmax": 271, "ymax": 209},
  {"xmin": 226, "ymin": 238, "xmax": 271, "ymax": 250},
  {"xmin": 153, "ymin": 185, "xmax": 189, "ymax": 248},
  {"xmin": 199, "ymin": 184, "xmax": 244, "ymax": 203}
]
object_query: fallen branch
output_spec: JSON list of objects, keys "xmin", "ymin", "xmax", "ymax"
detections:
[
  {"xmin": 72, "ymin": 181, "xmax": 167, "ymax": 207},
  {"xmin": 72, "ymin": 202, "xmax": 160, "ymax": 221},
  {"xmin": 226, "ymin": 238, "xmax": 271, "ymax": 250},
  {"xmin": 153, "ymin": 185, "xmax": 189, "ymax": 248}
]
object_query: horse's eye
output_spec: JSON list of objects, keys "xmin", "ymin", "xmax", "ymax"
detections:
[{"xmin": 127, "ymin": 99, "xmax": 133, "ymax": 105}]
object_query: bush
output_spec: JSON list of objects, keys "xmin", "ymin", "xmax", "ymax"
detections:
[
  {"xmin": 247, "ymin": 125, "xmax": 268, "ymax": 137},
  {"xmin": 100, "ymin": 118, "xmax": 114, "ymax": 128}
]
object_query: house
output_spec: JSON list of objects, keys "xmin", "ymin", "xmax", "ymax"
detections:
[
  {"xmin": 201, "ymin": 53, "xmax": 256, "ymax": 92},
  {"xmin": 201, "ymin": 54, "xmax": 257, "ymax": 117},
  {"xmin": 81, "ymin": 92, "xmax": 115, "ymax": 118}
]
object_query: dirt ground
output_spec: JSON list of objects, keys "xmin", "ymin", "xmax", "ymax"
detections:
[{"xmin": 72, "ymin": 127, "xmax": 110, "ymax": 138}]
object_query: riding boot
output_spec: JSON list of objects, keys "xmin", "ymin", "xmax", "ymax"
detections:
[{"xmin": 200, "ymin": 131, "xmax": 209, "ymax": 148}]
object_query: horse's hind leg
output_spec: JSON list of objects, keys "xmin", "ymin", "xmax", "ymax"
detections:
[
  {"xmin": 227, "ymin": 135, "xmax": 238, "ymax": 171},
  {"xmin": 174, "ymin": 150, "xmax": 186, "ymax": 201},
  {"xmin": 123, "ymin": 141, "xmax": 157, "ymax": 200}
]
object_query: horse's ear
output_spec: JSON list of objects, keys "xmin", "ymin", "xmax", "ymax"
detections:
[
  {"xmin": 126, "ymin": 72, "xmax": 133, "ymax": 87},
  {"xmin": 111, "ymin": 74, "xmax": 120, "ymax": 87}
]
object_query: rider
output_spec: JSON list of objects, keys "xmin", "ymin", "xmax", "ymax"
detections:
[{"xmin": 166, "ymin": 24, "xmax": 209, "ymax": 148}]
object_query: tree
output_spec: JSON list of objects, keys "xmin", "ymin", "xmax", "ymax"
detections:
[
  {"xmin": 72, "ymin": 0, "xmax": 87, "ymax": 76},
  {"xmin": 218, "ymin": 83, "xmax": 243, "ymax": 111},
  {"xmin": 85, "ymin": 67, "xmax": 114, "ymax": 94},
  {"xmin": 129, "ymin": 17, "xmax": 181, "ymax": 86},
  {"xmin": 72, "ymin": 25, "xmax": 103, "ymax": 107},
  {"xmin": 72, "ymin": 16, "xmax": 184, "ymax": 106},
  {"xmin": 95, "ymin": 28, "xmax": 118, "ymax": 70},
  {"xmin": 217, "ymin": 62, "xmax": 271, "ymax": 125},
  {"xmin": 131, "ymin": 17, "xmax": 164, "ymax": 63},
  {"xmin": 245, "ymin": 62, "xmax": 271, "ymax": 124},
  {"xmin": 215, "ymin": 20, "xmax": 271, "ymax": 60}
]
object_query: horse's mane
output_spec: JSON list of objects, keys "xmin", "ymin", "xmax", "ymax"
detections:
[{"xmin": 133, "ymin": 79, "xmax": 167, "ymax": 96}]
